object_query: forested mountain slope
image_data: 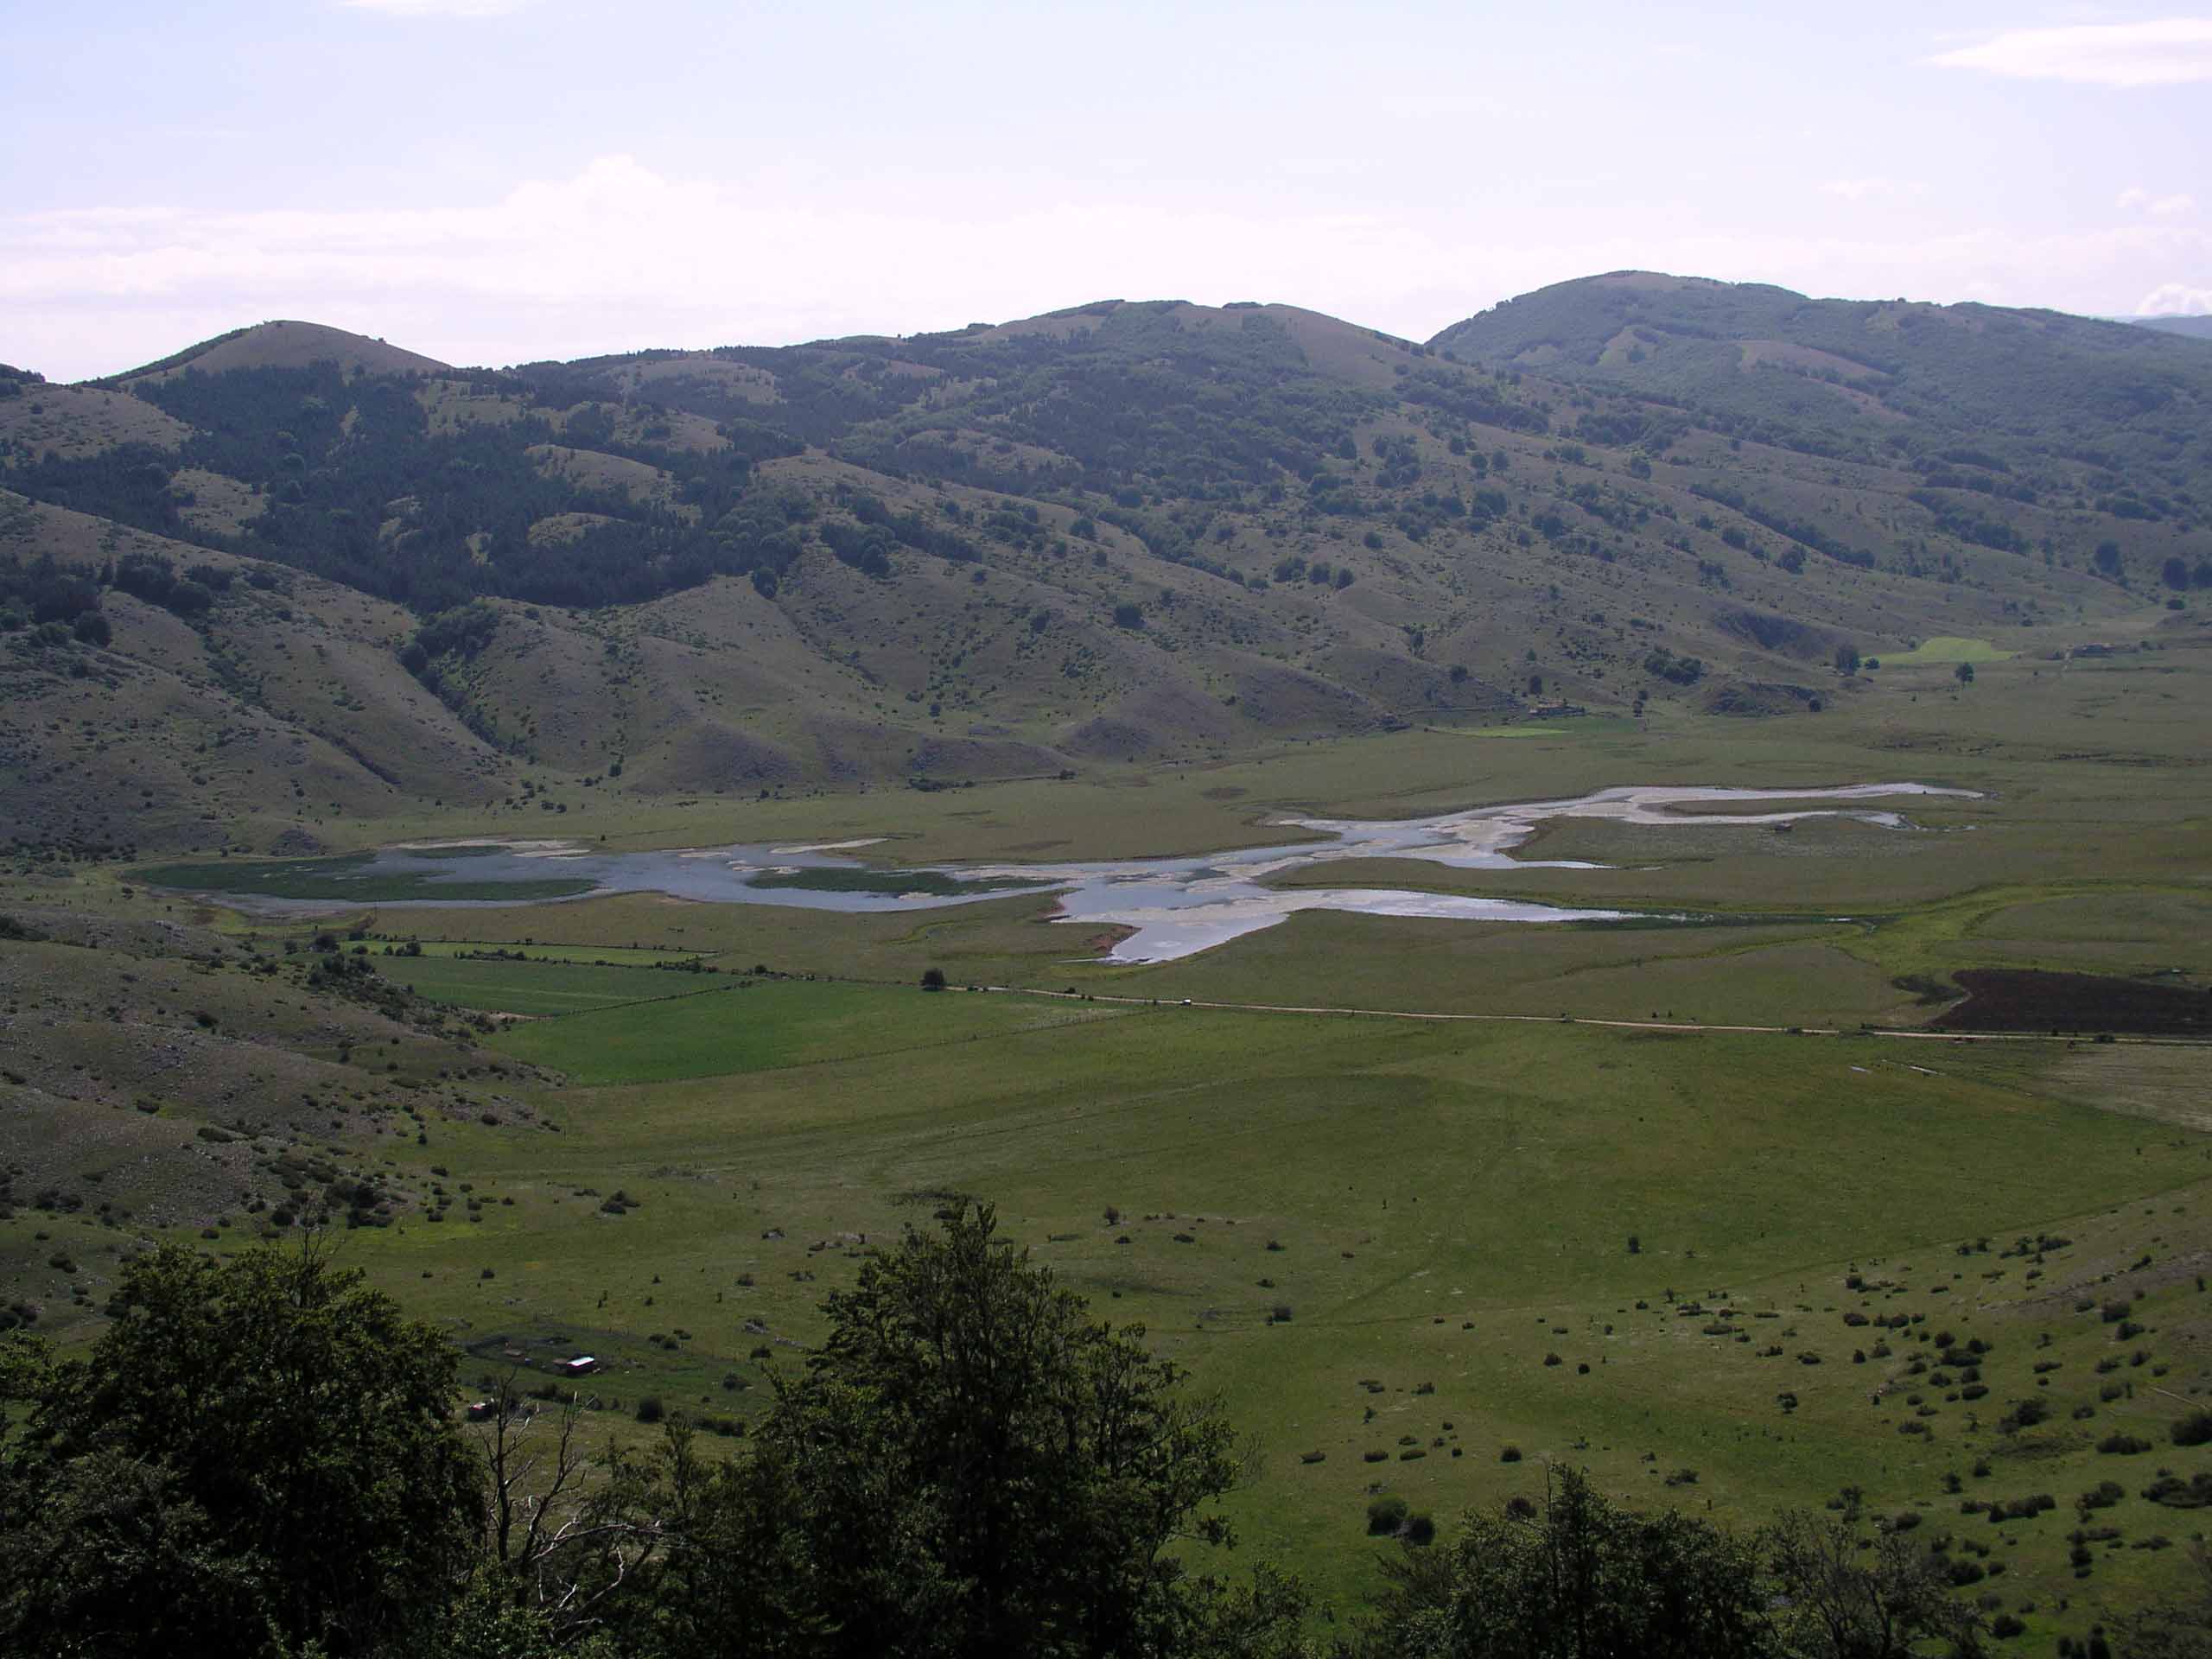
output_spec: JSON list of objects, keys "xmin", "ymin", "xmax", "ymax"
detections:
[
  {"xmin": 3, "ymin": 279, "xmax": 2205, "ymax": 852},
  {"xmin": 2125, "ymin": 315, "xmax": 2212, "ymax": 343}
]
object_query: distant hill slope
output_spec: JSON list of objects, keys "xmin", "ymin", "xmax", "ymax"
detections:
[
  {"xmin": 107, "ymin": 321, "xmax": 448, "ymax": 384},
  {"xmin": 2122, "ymin": 315, "xmax": 2212, "ymax": 342},
  {"xmin": 3, "ymin": 277, "xmax": 2205, "ymax": 849},
  {"xmin": 1428, "ymin": 272, "xmax": 2212, "ymax": 481},
  {"xmin": 0, "ymin": 378, "xmax": 192, "ymax": 461}
]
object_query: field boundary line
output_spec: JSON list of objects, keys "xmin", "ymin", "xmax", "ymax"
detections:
[
  {"xmin": 442, "ymin": 977, "xmax": 742, "ymax": 1021},
  {"xmin": 979, "ymin": 987, "xmax": 2212, "ymax": 1047}
]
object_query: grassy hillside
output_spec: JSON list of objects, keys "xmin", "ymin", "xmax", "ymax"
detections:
[
  {"xmin": 1431, "ymin": 271, "xmax": 2212, "ymax": 479},
  {"xmin": 105, "ymin": 320, "xmax": 450, "ymax": 383},
  {"xmin": 2, "ymin": 276, "xmax": 2204, "ymax": 855},
  {"xmin": 2126, "ymin": 315, "xmax": 2212, "ymax": 343}
]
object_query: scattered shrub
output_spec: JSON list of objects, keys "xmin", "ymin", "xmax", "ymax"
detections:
[
  {"xmin": 1366, "ymin": 1496, "xmax": 1409, "ymax": 1535},
  {"xmin": 2171, "ymin": 1409, "xmax": 2212, "ymax": 1447},
  {"xmin": 2142, "ymin": 1472, "xmax": 2212, "ymax": 1510}
]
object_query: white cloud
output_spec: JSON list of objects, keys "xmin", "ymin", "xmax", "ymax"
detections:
[
  {"xmin": 1388, "ymin": 93, "xmax": 1514, "ymax": 120},
  {"xmin": 2136, "ymin": 281, "xmax": 2212, "ymax": 315},
  {"xmin": 5, "ymin": 154, "xmax": 2211, "ymax": 380},
  {"xmin": 1925, "ymin": 18, "xmax": 2212, "ymax": 86},
  {"xmin": 340, "ymin": 0, "xmax": 538, "ymax": 17},
  {"xmin": 2119, "ymin": 186, "xmax": 2196, "ymax": 217},
  {"xmin": 1821, "ymin": 178, "xmax": 1916, "ymax": 201}
]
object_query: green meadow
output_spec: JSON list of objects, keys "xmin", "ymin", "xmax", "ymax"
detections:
[
  {"xmin": 136, "ymin": 852, "xmax": 594, "ymax": 903},
  {"xmin": 328, "ymin": 638, "xmax": 2212, "ymax": 1642},
  {"xmin": 10, "ymin": 623, "xmax": 2211, "ymax": 1653},
  {"xmin": 380, "ymin": 956, "xmax": 718, "ymax": 1016},
  {"xmin": 327, "ymin": 982, "xmax": 2211, "ymax": 1625},
  {"xmin": 490, "ymin": 977, "xmax": 1121, "ymax": 1084},
  {"xmin": 1882, "ymin": 635, "xmax": 2020, "ymax": 665}
]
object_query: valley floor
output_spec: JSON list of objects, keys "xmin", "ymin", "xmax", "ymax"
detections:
[{"xmin": 4, "ymin": 617, "xmax": 2210, "ymax": 1654}]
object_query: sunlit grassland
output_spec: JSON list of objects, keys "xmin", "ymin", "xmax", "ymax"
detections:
[
  {"xmin": 260, "ymin": 627, "xmax": 2202, "ymax": 872},
  {"xmin": 381, "ymin": 957, "xmax": 721, "ymax": 1016},
  {"xmin": 332, "ymin": 988, "xmax": 2212, "ymax": 1626},
  {"xmin": 1883, "ymin": 635, "xmax": 2018, "ymax": 664},
  {"xmin": 1059, "ymin": 915, "xmax": 1920, "ymax": 1029},
  {"xmin": 488, "ymin": 978, "xmax": 1125, "ymax": 1084}
]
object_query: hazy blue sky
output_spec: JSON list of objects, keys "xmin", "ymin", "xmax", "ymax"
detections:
[{"xmin": 4, "ymin": 2, "xmax": 2208, "ymax": 378}]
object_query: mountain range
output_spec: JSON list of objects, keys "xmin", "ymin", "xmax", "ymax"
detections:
[{"xmin": 3, "ymin": 272, "xmax": 2207, "ymax": 855}]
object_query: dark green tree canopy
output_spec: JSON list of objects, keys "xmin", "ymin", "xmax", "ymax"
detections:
[
  {"xmin": 1357, "ymin": 1465, "xmax": 1775, "ymax": 1659},
  {"xmin": 1, "ymin": 1238, "xmax": 480, "ymax": 1658},
  {"xmin": 715, "ymin": 1202, "xmax": 1249, "ymax": 1658}
]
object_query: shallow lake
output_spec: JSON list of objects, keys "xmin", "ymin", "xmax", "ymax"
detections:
[{"xmin": 165, "ymin": 783, "xmax": 1974, "ymax": 963}]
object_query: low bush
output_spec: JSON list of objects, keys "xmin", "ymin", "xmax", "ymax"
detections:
[
  {"xmin": 2171, "ymin": 1409, "xmax": 2212, "ymax": 1447},
  {"xmin": 2142, "ymin": 1472, "xmax": 2212, "ymax": 1509}
]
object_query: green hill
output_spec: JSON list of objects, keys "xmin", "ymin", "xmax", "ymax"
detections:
[
  {"xmin": 1428, "ymin": 272, "xmax": 2212, "ymax": 481},
  {"xmin": 105, "ymin": 320, "xmax": 450, "ymax": 384},
  {"xmin": 3, "ymin": 276, "xmax": 2204, "ymax": 851},
  {"xmin": 2123, "ymin": 314, "xmax": 2212, "ymax": 342}
]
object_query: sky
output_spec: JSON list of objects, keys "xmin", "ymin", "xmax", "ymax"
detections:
[{"xmin": 3, "ymin": 1, "xmax": 2209, "ymax": 380}]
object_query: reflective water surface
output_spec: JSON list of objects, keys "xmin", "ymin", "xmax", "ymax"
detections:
[{"xmin": 217, "ymin": 783, "xmax": 1975, "ymax": 963}]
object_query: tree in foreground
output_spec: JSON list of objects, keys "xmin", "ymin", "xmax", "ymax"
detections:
[
  {"xmin": 0, "ymin": 1237, "xmax": 479, "ymax": 1657},
  {"xmin": 792, "ymin": 1202, "xmax": 1248, "ymax": 1654},
  {"xmin": 1355, "ymin": 1473, "xmax": 1993, "ymax": 1659},
  {"xmin": 1355, "ymin": 1465, "xmax": 1774, "ymax": 1659},
  {"xmin": 1764, "ymin": 1510, "xmax": 1985, "ymax": 1658},
  {"xmin": 559, "ymin": 1202, "xmax": 1306, "ymax": 1659},
  {"xmin": 2115, "ymin": 1541, "xmax": 2212, "ymax": 1658}
]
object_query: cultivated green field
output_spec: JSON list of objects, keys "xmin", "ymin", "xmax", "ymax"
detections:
[
  {"xmin": 381, "ymin": 956, "xmax": 721, "ymax": 1016},
  {"xmin": 1883, "ymin": 635, "xmax": 2018, "ymax": 665}
]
